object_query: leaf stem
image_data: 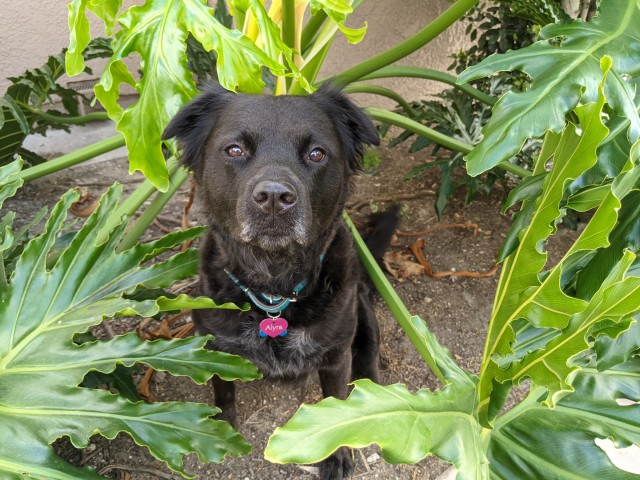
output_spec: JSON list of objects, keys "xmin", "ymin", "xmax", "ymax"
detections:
[
  {"xmin": 359, "ymin": 66, "xmax": 496, "ymax": 106},
  {"xmin": 117, "ymin": 163, "xmax": 189, "ymax": 251},
  {"xmin": 300, "ymin": 9, "xmax": 327, "ymax": 53},
  {"xmin": 19, "ymin": 134, "xmax": 126, "ymax": 182},
  {"xmin": 329, "ymin": 0, "xmax": 478, "ymax": 86},
  {"xmin": 281, "ymin": 0, "xmax": 296, "ymax": 50},
  {"xmin": 366, "ymin": 108, "xmax": 531, "ymax": 178},
  {"xmin": 19, "ymin": 103, "xmax": 111, "ymax": 125},
  {"xmin": 343, "ymin": 213, "xmax": 446, "ymax": 384},
  {"xmin": 343, "ymin": 83, "xmax": 416, "ymax": 117}
]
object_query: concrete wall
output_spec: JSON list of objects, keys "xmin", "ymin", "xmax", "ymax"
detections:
[{"xmin": 0, "ymin": 0, "xmax": 468, "ymax": 104}]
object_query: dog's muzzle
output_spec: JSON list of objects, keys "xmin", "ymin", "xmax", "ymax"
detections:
[
  {"xmin": 252, "ymin": 180, "xmax": 298, "ymax": 216},
  {"xmin": 238, "ymin": 170, "xmax": 310, "ymax": 250}
]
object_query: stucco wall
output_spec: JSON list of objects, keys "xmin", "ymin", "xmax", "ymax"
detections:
[
  {"xmin": 321, "ymin": 0, "xmax": 469, "ymax": 106},
  {"xmin": 0, "ymin": 0, "xmax": 468, "ymax": 104},
  {"xmin": 0, "ymin": 0, "xmax": 102, "ymax": 94}
]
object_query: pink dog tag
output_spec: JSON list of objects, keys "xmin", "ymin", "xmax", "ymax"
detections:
[{"xmin": 259, "ymin": 318, "xmax": 288, "ymax": 337}]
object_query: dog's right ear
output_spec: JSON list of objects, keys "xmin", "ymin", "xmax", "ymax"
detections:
[{"xmin": 162, "ymin": 82, "xmax": 232, "ymax": 174}]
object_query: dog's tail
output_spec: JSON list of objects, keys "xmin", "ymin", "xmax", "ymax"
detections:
[{"xmin": 363, "ymin": 204, "xmax": 400, "ymax": 263}]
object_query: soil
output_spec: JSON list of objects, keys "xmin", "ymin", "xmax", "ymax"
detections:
[{"xmin": 4, "ymin": 138, "xmax": 579, "ymax": 480}]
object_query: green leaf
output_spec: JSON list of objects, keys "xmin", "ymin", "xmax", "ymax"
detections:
[
  {"xmin": 498, "ymin": 250, "xmax": 640, "ymax": 406},
  {"xmin": 310, "ymin": 0, "xmax": 367, "ymax": 44},
  {"xmin": 65, "ymin": 0, "xmax": 92, "ymax": 76},
  {"xmin": 458, "ymin": 0, "xmax": 640, "ymax": 176},
  {"xmin": 488, "ymin": 359, "xmax": 640, "ymax": 480},
  {"xmin": 90, "ymin": 0, "xmax": 286, "ymax": 190},
  {"xmin": 266, "ymin": 314, "xmax": 488, "ymax": 480},
  {"xmin": 593, "ymin": 317, "xmax": 640, "ymax": 371},
  {"xmin": 0, "ymin": 183, "xmax": 260, "ymax": 477},
  {"xmin": 231, "ymin": 0, "xmax": 312, "ymax": 92},
  {"xmin": 0, "ymin": 158, "xmax": 23, "ymax": 209},
  {"xmin": 574, "ymin": 190, "xmax": 640, "ymax": 300},
  {"xmin": 478, "ymin": 62, "xmax": 612, "ymax": 424}
]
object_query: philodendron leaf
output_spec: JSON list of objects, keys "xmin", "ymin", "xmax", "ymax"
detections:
[
  {"xmin": 458, "ymin": 0, "xmax": 640, "ymax": 176},
  {"xmin": 310, "ymin": 0, "xmax": 367, "ymax": 44},
  {"xmin": 0, "ymin": 181, "xmax": 260, "ymax": 478},
  {"xmin": 499, "ymin": 249, "xmax": 640, "ymax": 407},
  {"xmin": 230, "ymin": 0, "xmax": 312, "ymax": 92},
  {"xmin": 0, "ymin": 158, "xmax": 23, "ymax": 209},
  {"xmin": 488, "ymin": 358, "xmax": 640, "ymax": 480},
  {"xmin": 477, "ymin": 60, "xmax": 612, "ymax": 425},
  {"xmin": 68, "ymin": 0, "xmax": 286, "ymax": 190},
  {"xmin": 266, "ymin": 315, "xmax": 489, "ymax": 480}
]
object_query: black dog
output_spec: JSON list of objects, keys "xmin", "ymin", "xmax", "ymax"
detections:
[{"xmin": 164, "ymin": 83, "xmax": 396, "ymax": 479}]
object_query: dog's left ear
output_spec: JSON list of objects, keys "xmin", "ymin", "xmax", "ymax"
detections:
[
  {"xmin": 162, "ymin": 82, "xmax": 233, "ymax": 175},
  {"xmin": 310, "ymin": 85, "xmax": 380, "ymax": 173}
]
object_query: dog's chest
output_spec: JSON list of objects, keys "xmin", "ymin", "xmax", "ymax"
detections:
[{"xmin": 211, "ymin": 312, "xmax": 329, "ymax": 379}]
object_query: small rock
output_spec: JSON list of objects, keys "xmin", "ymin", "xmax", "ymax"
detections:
[{"xmin": 366, "ymin": 453, "xmax": 381, "ymax": 464}]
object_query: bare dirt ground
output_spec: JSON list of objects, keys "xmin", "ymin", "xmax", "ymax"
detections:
[{"xmin": 5, "ymin": 137, "xmax": 578, "ymax": 479}]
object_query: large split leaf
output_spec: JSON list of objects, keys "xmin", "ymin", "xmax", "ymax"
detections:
[
  {"xmin": 488, "ymin": 358, "xmax": 640, "ymax": 479},
  {"xmin": 458, "ymin": 0, "xmax": 640, "ymax": 176},
  {"xmin": 266, "ymin": 315, "xmax": 489, "ymax": 480},
  {"xmin": 477, "ymin": 61, "xmax": 614, "ymax": 425},
  {"xmin": 0, "ymin": 167, "xmax": 260, "ymax": 478},
  {"xmin": 68, "ymin": 0, "xmax": 286, "ymax": 191}
]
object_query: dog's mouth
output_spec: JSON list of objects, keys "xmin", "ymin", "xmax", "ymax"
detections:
[{"xmin": 239, "ymin": 218, "xmax": 308, "ymax": 250}]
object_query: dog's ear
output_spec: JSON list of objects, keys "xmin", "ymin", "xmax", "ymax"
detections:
[
  {"xmin": 310, "ymin": 84, "xmax": 379, "ymax": 173},
  {"xmin": 162, "ymin": 82, "xmax": 232, "ymax": 174}
]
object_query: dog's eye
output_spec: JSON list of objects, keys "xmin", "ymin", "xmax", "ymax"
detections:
[
  {"xmin": 225, "ymin": 145, "xmax": 245, "ymax": 157},
  {"xmin": 308, "ymin": 147, "xmax": 326, "ymax": 163}
]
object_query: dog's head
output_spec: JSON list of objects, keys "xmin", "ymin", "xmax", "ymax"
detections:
[{"xmin": 163, "ymin": 82, "xmax": 378, "ymax": 252}]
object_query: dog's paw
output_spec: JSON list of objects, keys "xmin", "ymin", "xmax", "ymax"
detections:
[
  {"xmin": 319, "ymin": 447, "xmax": 354, "ymax": 479},
  {"xmin": 214, "ymin": 407, "xmax": 238, "ymax": 428}
]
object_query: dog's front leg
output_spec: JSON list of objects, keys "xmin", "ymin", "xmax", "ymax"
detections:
[
  {"xmin": 212, "ymin": 375, "xmax": 237, "ymax": 426},
  {"xmin": 317, "ymin": 350, "xmax": 354, "ymax": 480}
]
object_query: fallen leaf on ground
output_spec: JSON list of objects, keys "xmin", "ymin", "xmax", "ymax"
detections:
[
  {"xmin": 70, "ymin": 187, "xmax": 99, "ymax": 217},
  {"xmin": 409, "ymin": 238, "xmax": 498, "ymax": 279},
  {"xmin": 383, "ymin": 250, "xmax": 426, "ymax": 281}
]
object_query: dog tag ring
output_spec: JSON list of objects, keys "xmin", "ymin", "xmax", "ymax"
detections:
[{"xmin": 259, "ymin": 317, "xmax": 288, "ymax": 337}]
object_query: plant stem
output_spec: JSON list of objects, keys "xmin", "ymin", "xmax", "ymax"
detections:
[
  {"xmin": 281, "ymin": 0, "xmax": 296, "ymax": 50},
  {"xmin": 19, "ymin": 134, "xmax": 126, "ymax": 182},
  {"xmin": 22, "ymin": 105, "xmax": 111, "ymax": 125},
  {"xmin": 366, "ymin": 108, "xmax": 531, "ymax": 178},
  {"xmin": 366, "ymin": 107, "xmax": 471, "ymax": 152},
  {"xmin": 300, "ymin": 9, "xmax": 327, "ymax": 54},
  {"xmin": 118, "ymin": 163, "xmax": 189, "ymax": 251},
  {"xmin": 343, "ymin": 213, "xmax": 446, "ymax": 383},
  {"xmin": 330, "ymin": 0, "xmax": 478, "ymax": 86},
  {"xmin": 343, "ymin": 83, "xmax": 416, "ymax": 117},
  {"xmin": 359, "ymin": 66, "xmax": 496, "ymax": 106}
]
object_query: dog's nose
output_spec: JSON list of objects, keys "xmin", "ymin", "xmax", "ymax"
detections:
[{"xmin": 252, "ymin": 181, "xmax": 297, "ymax": 215}]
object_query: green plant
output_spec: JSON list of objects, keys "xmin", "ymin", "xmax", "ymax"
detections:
[
  {"xmin": 262, "ymin": 0, "xmax": 640, "ymax": 475},
  {"xmin": 0, "ymin": 38, "xmax": 112, "ymax": 167},
  {"xmin": 22, "ymin": 0, "xmax": 518, "ymax": 263},
  {"xmin": 60, "ymin": 0, "xmax": 488, "ymax": 191},
  {"xmin": 0, "ymin": 158, "xmax": 262, "ymax": 478},
  {"xmin": 386, "ymin": 0, "xmax": 555, "ymax": 216},
  {"xmin": 392, "ymin": 79, "xmax": 518, "ymax": 217},
  {"xmin": 266, "ymin": 54, "xmax": 640, "ymax": 479}
]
